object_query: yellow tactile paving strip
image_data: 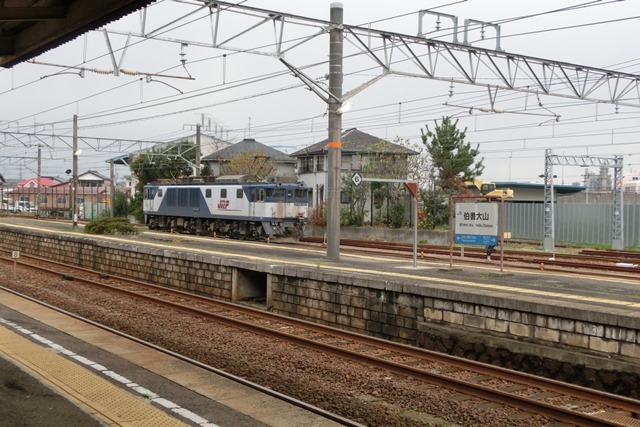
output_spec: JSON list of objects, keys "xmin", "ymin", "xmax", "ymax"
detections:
[
  {"xmin": 0, "ymin": 290, "xmax": 341, "ymax": 427},
  {"xmin": 0, "ymin": 324, "xmax": 186, "ymax": 427}
]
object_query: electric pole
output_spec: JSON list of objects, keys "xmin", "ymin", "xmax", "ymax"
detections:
[
  {"xmin": 326, "ymin": 2, "xmax": 343, "ymax": 261},
  {"xmin": 36, "ymin": 145, "xmax": 41, "ymax": 217},
  {"xmin": 72, "ymin": 115, "xmax": 78, "ymax": 227}
]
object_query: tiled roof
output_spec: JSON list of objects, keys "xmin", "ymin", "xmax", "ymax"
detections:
[
  {"xmin": 290, "ymin": 128, "xmax": 418, "ymax": 156},
  {"xmin": 17, "ymin": 178, "xmax": 60, "ymax": 188},
  {"xmin": 80, "ymin": 170, "xmax": 110, "ymax": 180},
  {"xmin": 202, "ymin": 138, "xmax": 294, "ymax": 163}
]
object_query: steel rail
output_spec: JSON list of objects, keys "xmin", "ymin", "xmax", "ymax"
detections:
[
  {"xmin": 2, "ymin": 254, "xmax": 639, "ymax": 426},
  {"xmin": 298, "ymin": 237, "xmax": 640, "ymax": 278},
  {"xmin": 0, "ymin": 284, "xmax": 366, "ymax": 427}
]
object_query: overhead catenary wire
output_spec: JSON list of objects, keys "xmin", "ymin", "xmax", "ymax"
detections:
[
  {"xmin": 1, "ymin": 0, "xmax": 639, "ymax": 180},
  {"xmin": 2, "ymin": 1, "xmax": 632, "ymax": 134},
  {"xmin": 4, "ymin": 0, "xmax": 633, "ymax": 132}
]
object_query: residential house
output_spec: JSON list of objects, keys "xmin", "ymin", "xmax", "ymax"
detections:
[
  {"xmin": 4, "ymin": 171, "xmax": 111, "ymax": 218},
  {"xmin": 290, "ymin": 128, "xmax": 418, "ymax": 211},
  {"xmin": 202, "ymin": 138, "xmax": 296, "ymax": 179},
  {"xmin": 3, "ymin": 177, "xmax": 61, "ymax": 212},
  {"xmin": 75, "ymin": 170, "xmax": 112, "ymax": 219},
  {"xmin": 623, "ymin": 172, "xmax": 640, "ymax": 193}
]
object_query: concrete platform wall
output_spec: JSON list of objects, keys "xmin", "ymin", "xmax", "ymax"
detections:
[
  {"xmin": 0, "ymin": 228, "xmax": 234, "ymax": 300},
  {"xmin": 269, "ymin": 268, "xmax": 640, "ymax": 373}
]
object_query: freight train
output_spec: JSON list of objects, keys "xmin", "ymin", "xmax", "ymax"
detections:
[{"xmin": 143, "ymin": 175, "xmax": 310, "ymax": 239}]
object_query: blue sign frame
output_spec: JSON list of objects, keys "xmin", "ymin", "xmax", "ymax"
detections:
[{"xmin": 454, "ymin": 234, "xmax": 498, "ymax": 245}]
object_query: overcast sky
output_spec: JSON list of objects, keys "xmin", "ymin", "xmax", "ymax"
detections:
[{"xmin": 1, "ymin": 0, "xmax": 639, "ymax": 185}]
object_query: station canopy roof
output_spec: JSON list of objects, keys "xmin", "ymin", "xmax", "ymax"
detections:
[{"xmin": 0, "ymin": 0, "xmax": 154, "ymax": 68}]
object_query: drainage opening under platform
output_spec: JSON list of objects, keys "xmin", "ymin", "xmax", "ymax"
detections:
[{"xmin": 233, "ymin": 268, "xmax": 269, "ymax": 308}]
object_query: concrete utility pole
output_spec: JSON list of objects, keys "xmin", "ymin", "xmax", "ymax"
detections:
[
  {"xmin": 36, "ymin": 145, "xmax": 41, "ymax": 217},
  {"xmin": 195, "ymin": 124, "xmax": 201, "ymax": 177},
  {"xmin": 72, "ymin": 114, "xmax": 78, "ymax": 227},
  {"xmin": 326, "ymin": 2, "xmax": 344, "ymax": 261},
  {"xmin": 109, "ymin": 160, "xmax": 115, "ymax": 217}
]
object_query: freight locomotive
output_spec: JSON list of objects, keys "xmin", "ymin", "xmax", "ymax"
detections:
[{"xmin": 143, "ymin": 175, "xmax": 310, "ymax": 239}]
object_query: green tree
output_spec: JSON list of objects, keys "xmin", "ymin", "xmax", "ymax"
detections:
[
  {"xmin": 420, "ymin": 116, "xmax": 484, "ymax": 194},
  {"xmin": 112, "ymin": 191, "xmax": 129, "ymax": 217},
  {"xmin": 129, "ymin": 191, "xmax": 144, "ymax": 223},
  {"xmin": 129, "ymin": 140, "xmax": 195, "ymax": 222},
  {"xmin": 201, "ymin": 162, "xmax": 212, "ymax": 177},
  {"xmin": 342, "ymin": 138, "xmax": 420, "ymax": 227},
  {"xmin": 130, "ymin": 141, "xmax": 195, "ymax": 192},
  {"xmin": 340, "ymin": 173, "xmax": 368, "ymax": 226}
]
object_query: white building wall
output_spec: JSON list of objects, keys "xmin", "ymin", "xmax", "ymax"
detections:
[{"xmin": 623, "ymin": 173, "xmax": 640, "ymax": 193}]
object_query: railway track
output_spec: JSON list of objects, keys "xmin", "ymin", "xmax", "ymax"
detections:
[
  {"xmin": 2, "ymin": 253, "xmax": 639, "ymax": 426},
  {"xmin": 299, "ymin": 237, "xmax": 640, "ymax": 278},
  {"xmin": 21, "ymin": 218, "xmax": 640, "ymax": 278}
]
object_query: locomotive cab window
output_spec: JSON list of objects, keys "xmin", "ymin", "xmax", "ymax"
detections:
[
  {"xmin": 144, "ymin": 187, "xmax": 159, "ymax": 199},
  {"xmin": 221, "ymin": 188, "xmax": 227, "ymax": 198},
  {"xmin": 267, "ymin": 188, "xmax": 285, "ymax": 201},
  {"xmin": 258, "ymin": 189, "xmax": 265, "ymax": 202}
]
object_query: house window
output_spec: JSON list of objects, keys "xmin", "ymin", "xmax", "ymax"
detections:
[
  {"xmin": 56, "ymin": 197, "xmax": 66, "ymax": 204},
  {"xmin": 316, "ymin": 155, "xmax": 325, "ymax": 172},
  {"xmin": 351, "ymin": 155, "xmax": 363, "ymax": 171},
  {"xmin": 341, "ymin": 155, "xmax": 352, "ymax": 170},
  {"xmin": 340, "ymin": 192, "xmax": 350, "ymax": 204},
  {"xmin": 300, "ymin": 157, "xmax": 313, "ymax": 173}
]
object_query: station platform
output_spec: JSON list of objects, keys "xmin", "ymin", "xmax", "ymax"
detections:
[{"xmin": 0, "ymin": 288, "xmax": 343, "ymax": 427}]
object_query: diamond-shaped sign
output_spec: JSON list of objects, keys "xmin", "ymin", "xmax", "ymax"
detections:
[{"xmin": 352, "ymin": 172, "xmax": 362, "ymax": 186}]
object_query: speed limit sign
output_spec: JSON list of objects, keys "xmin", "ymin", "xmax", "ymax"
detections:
[{"xmin": 11, "ymin": 251, "xmax": 20, "ymax": 259}]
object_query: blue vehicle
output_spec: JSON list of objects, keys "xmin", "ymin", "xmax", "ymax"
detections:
[{"xmin": 143, "ymin": 175, "xmax": 310, "ymax": 239}]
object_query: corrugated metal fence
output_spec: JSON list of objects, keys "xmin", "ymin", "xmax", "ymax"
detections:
[{"xmin": 505, "ymin": 203, "xmax": 640, "ymax": 248}]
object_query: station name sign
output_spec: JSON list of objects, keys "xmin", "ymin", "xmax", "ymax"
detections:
[{"xmin": 454, "ymin": 203, "xmax": 498, "ymax": 246}]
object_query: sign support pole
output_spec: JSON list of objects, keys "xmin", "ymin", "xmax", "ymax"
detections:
[
  {"xmin": 449, "ymin": 197, "xmax": 454, "ymax": 269},
  {"xmin": 11, "ymin": 251, "xmax": 19, "ymax": 279},
  {"xmin": 500, "ymin": 197, "xmax": 505, "ymax": 272}
]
